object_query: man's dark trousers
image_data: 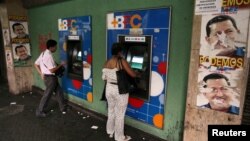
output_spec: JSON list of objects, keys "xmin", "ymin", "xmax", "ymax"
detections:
[{"xmin": 38, "ymin": 75, "xmax": 66, "ymax": 113}]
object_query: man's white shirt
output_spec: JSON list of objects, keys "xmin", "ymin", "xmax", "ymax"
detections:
[{"xmin": 35, "ymin": 49, "xmax": 56, "ymax": 75}]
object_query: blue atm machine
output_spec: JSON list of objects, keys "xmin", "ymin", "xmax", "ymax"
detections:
[{"xmin": 118, "ymin": 35, "xmax": 152, "ymax": 101}]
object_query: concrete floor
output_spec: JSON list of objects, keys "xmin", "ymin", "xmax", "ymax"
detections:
[{"xmin": 0, "ymin": 80, "xmax": 165, "ymax": 141}]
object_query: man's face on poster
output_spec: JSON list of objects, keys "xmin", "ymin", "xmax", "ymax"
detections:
[
  {"xmin": 203, "ymin": 78, "xmax": 233, "ymax": 111},
  {"xmin": 206, "ymin": 20, "xmax": 239, "ymax": 49},
  {"xmin": 16, "ymin": 46, "xmax": 29, "ymax": 60},
  {"xmin": 13, "ymin": 24, "xmax": 27, "ymax": 38}
]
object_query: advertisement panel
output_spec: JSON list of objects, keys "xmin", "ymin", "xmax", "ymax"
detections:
[
  {"xmin": 107, "ymin": 8, "xmax": 171, "ymax": 128},
  {"xmin": 58, "ymin": 16, "xmax": 93, "ymax": 102}
]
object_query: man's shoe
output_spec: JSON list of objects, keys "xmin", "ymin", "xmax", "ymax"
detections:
[
  {"xmin": 61, "ymin": 108, "xmax": 67, "ymax": 114},
  {"xmin": 36, "ymin": 111, "xmax": 47, "ymax": 118},
  {"xmin": 61, "ymin": 105, "xmax": 71, "ymax": 114}
]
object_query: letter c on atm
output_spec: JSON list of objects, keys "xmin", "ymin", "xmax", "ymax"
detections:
[{"xmin": 130, "ymin": 14, "xmax": 142, "ymax": 28}]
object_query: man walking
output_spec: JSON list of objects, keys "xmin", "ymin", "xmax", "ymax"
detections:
[{"xmin": 34, "ymin": 39, "xmax": 67, "ymax": 117}]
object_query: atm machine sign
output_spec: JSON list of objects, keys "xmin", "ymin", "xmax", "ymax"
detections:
[
  {"xmin": 68, "ymin": 35, "xmax": 80, "ymax": 40},
  {"xmin": 58, "ymin": 19, "xmax": 78, "ymax": 31},
  {"xmin": 58, "ymin": 19, "xmax": 68, "ymax": 31},
  {"xmin": 108, "ymin": 13, "xmax": 142, "ymax": 29},
  {"xmin": 125, "ymin": 36, "xmax": 146, "ymax": 42}
]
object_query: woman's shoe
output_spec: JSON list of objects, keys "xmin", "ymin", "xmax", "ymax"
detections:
[
  {"xmin": 109, "ymin": 133, "xmax": 114, "ymax": 138},
  {"xmin": 124, "ymin": 135, "xmax": 131, "ymax": 141},
  {"xmin": 116, "ymin": 135, "xmax": 131, "ymax": 141}
]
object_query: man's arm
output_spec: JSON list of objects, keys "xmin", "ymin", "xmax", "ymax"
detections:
[
  {"xmin": 48, "ymin": 64, "xmax": 64, "ymax": 73},
  {"xmin": 48, "ymin": 61, "xmax": 66, "ymax": 73},
  {"xmin": 34, "ymin": 63, "xmax": 44, "ymax": 79}
]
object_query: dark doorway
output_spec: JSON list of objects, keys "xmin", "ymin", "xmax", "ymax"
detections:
[
  {"xmin": 242, "ymin": 68, "xmax": 250, "ymax": 125},
  {"xmin": 0, "ymin": 22, "xmax": 8, "ymax": 84}
]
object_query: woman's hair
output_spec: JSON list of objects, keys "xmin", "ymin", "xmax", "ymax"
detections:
[{"xmin": 111, "ymin": 43, "xmax": 123, "ymax": 55}]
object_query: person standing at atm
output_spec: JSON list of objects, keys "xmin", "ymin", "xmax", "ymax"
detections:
[
  {"xmin": 34, "ymin": 39, "xmax": 67, "ymax": 117},
  {"xmin": 102, "ymin": 43, "xmax": 138, "ymax": 141}
]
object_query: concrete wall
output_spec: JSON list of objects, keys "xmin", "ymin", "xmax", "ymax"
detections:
[
  {"xmin": 28, "ymin": 0, "xmax": 194, "ymax": 140},
  {"xmin": 0, "ymin": 0, "xmax": 33, "ymax": 94}
]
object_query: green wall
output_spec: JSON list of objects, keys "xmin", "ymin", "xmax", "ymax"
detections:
[{"xmin": 28, "ymin": 0, "xmax": 194, "ymax": 140}]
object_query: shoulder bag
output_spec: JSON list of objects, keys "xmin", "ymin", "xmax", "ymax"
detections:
[
  {"xmin": 100, "ymin": 81, "xmax": 107, "ymax": 101},
  {"xmin": 116, "ymin": 58, "xmax": 130, "ymax": 94}
]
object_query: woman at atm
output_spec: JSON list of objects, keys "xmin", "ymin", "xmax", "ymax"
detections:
[{"xmin": 102, "ymin": 43, "xmax": 138, "ymax": 141}]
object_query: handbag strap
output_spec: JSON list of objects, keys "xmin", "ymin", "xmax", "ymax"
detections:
[
  {"xmin": 42, "ymin": 51, "xmax": 58, "ymax": 69},
  {"xmin": 42, "ymin": 52, "xmax": 49, "ymax": 69},
  {"xmin": 116, "ymin": 57, "xmax": 123, "ymax": 70}
]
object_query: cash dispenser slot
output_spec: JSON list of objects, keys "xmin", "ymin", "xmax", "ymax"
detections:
[{"xmin": 66, "ymin": 35, "xmax": 83, "ymax": 81}]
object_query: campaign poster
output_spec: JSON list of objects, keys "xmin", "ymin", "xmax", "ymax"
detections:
[
  {"xmin": 196, "ymin": 0, "xmax": 250, "ymax": 115},
  {"xmin": 11, "ymin": 43, "xmax": 32, "ymax": 66},
  {"xmin": 9, "ymin": 16, "xmax": 32, "ymax": 67}
]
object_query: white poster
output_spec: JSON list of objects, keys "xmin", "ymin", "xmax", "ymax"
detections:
[
  {"xmin": 197, "ymin": 7, "xmax": 249, "ymax": 115},
  {"xmin": 2, "ymin": 29, "xmax": 10, "ymax": 46}
]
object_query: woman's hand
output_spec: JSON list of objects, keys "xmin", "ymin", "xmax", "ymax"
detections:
[{"xmin": 121, "ymin": 59, "xmax": 137, "ymax": 78}]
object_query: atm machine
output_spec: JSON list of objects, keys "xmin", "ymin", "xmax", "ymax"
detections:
[
  {"xmin": 66, "ymin": 35, "xmax": 83, "ymax": 81},
  {"xmin": 118, "ymin": 35, "xmax": 152, "ymax": 101}
]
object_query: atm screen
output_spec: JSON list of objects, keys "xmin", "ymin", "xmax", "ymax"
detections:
[
  {"xmin": 131, "ymin": 56, "xmax": 143, "ymax": 70},
  {"xmin": 77, "ymin": 51, "xmax": 82, "ymax": 60}
]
